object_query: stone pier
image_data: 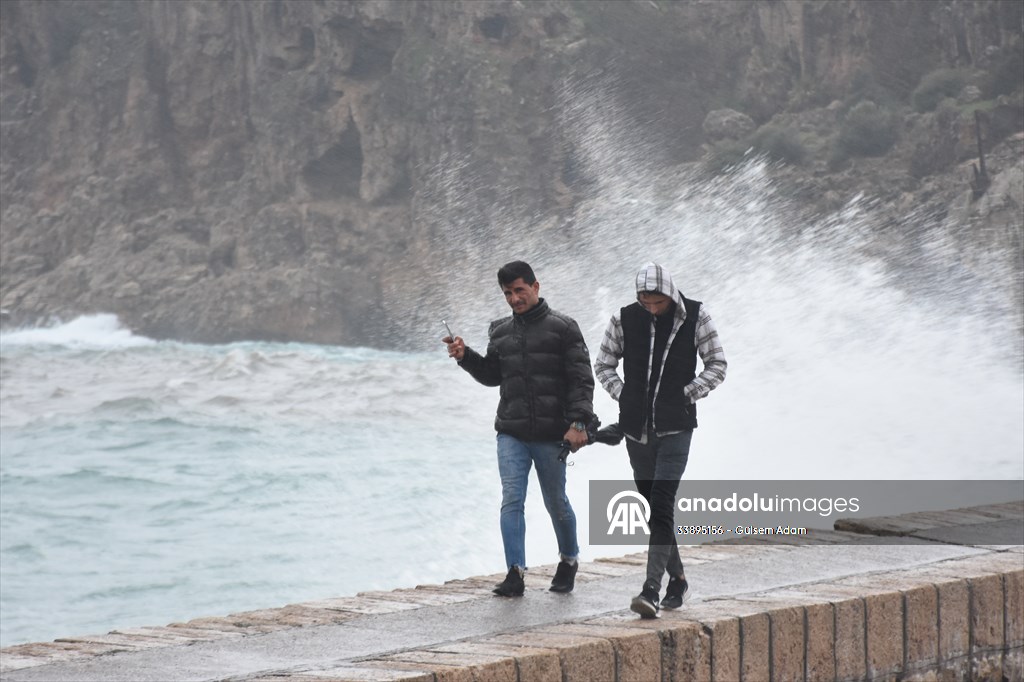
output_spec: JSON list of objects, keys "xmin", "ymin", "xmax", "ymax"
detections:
[{"xmin": 1, "ymin": 502, "xmax": 1022, "ymax": 682}]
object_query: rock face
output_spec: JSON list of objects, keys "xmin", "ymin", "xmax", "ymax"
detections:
[
  {"xmin": 703, "ymin": 109, "xmax": 757, "ymax": 142},
  {"xmin": 1, "ymin": 0, "xmax": 1021, "ymax": 345}
]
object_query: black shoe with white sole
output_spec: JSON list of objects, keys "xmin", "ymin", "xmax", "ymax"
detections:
[{"xmin": 629, "ymin": 579, "xmax": 660, "ymax": 619}]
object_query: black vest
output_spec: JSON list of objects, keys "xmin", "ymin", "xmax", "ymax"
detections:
[{"xmin": 619, "ymin": 297, "xmax": 701, "ymax": 438}]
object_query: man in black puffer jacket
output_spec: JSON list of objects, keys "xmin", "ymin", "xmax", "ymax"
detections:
[{"xmin": 444, "ymin": 261, "xmax": 595, "ymax": 598}]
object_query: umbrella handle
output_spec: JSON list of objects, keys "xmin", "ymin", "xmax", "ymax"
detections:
[{"xmin": 557, "ymin": 441, "xmax": 571, "ymax": 462}]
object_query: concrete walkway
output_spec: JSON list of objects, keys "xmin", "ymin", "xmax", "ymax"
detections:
[{"xmin": 1, "ymin": 502, "xmax": 1022, "ymax": 682}]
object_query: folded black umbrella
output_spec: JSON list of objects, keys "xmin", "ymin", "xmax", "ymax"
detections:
[
  {"xmin": 591, "ymin": 422, "xmax": 624, "ymax": 446},
  {"xmin": 558, "ymin": 421, "xmax": 625, "ymax": 461}
]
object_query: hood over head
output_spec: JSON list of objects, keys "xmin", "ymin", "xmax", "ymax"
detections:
[{"xmin": 634, "ymin": 262, "xmax": 681, "ymax": 304}]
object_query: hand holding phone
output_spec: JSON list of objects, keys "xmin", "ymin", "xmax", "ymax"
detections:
[{"xmin": 442, "ymin": 320, "xmax": 465, "ymax": 360}]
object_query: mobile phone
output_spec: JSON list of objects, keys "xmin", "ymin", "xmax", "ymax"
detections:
[{"xmin": 442, "ymin": 319, "xmax": 455, "ymax": 341}]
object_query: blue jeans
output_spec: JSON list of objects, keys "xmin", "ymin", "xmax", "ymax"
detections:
[
  {"xmin": 626, "ymin": 429, "xmax": 692, "ymax": 591},
  {"xmin": 496, "ymin": 433, "xmax": 579, "ymax": 570}
]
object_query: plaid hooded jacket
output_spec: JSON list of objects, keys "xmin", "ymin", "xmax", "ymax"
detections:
[{"xmin": 594, "ymin": 263, "xmax": 727, "ymax": 440}]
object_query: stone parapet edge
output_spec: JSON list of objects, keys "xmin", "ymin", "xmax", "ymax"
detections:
[
  {"xmin": 2, "ymin": 520, "xmax": 1022, "ymax": 681},
  {"xmin": 0, "ymin": 550, "xmax": 653, "ymax": 674},
  {"xmin": 231, "ymin": 548, "xmax": 1024, "ymax": 682},
  {"xmin": 1, "ymin": 543, "xmax": 811, "ymax": 675}
]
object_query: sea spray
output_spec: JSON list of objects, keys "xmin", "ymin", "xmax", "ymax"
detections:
[{"xmin": 389, "ymin": 68, "xmax": 1022, "ymax": 484}]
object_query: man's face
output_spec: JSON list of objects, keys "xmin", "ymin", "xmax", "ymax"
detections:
[
  {"xmin": 638, "ymin": 291, "xmax": 672, "ymax": 316},
  {"xmin": 502, "ymin": 277, "xmax": 541, "ymax": 314}
]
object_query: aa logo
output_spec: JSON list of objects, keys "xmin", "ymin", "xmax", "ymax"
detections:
[{"xmin": 606, "ymin": 490, "xmax": 651, "ymax": 535}]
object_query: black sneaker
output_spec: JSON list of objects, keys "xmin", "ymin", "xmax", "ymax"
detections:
[
  {"xmin": 493, "ymin": 566, "xmax": 525, "ymax": 597},
  {"xmin": 629, "ymin": 579, "xmax": 660, "ymax": 618},
  {"xmin": 661, "ymin": 575, "xmax": 689, "ymax": 610},
  {"xmin": 549, "ymin": 560, "xmax": 578, "ymax": 593}
]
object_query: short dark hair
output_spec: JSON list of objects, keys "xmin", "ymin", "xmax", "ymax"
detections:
[{"xmin": 497, "ymin": 261, "xmax": 536, "ymax": 287}]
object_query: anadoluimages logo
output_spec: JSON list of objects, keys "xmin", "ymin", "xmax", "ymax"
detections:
[{"xmin": 606, "ymin": 490, "xmax": 651, "ymax": 535}]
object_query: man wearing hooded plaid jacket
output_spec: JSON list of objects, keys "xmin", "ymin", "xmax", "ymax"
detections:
[{"xmin": 594, "ymin": 262, "xmax": 727, "ymax": 618}]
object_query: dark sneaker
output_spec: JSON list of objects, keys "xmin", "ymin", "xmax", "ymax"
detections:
[
  {"xmin": 493, "ymin": 566, "xmax": 525, "ymax": 597},
  {"xmin": 549, "ymin": 560, "xmax": 578, "ymax": 593},
  {"xmin": 661, "ymin": 575, "xmax": 689, "ymax": 610},
  {"xmin": 629, "ymin": 579, "xmax": 660, "ymax": 619}
]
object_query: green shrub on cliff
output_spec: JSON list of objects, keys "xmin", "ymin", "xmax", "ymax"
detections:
[
  {"xmin": 704, "ymin": 123, "xmax": 807, "ymax": 175},
  {"xmin": 832, "ymin": 100, "xmax": 899, "ymax": 164},
  {"xmin": 749, "ymin": 124, "xmax": 807, "ymax": 165},
  {"xmin": 911, "ymin": 68, "xmax": 973, "ymax": 112}
]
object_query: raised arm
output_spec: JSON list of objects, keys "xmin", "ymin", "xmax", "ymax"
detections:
[{"xmin": 456, "ymin": 322, "xmax": 503, "ymax": 387}]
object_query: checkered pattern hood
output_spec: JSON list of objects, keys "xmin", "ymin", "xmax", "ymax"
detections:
[{"xmin": 634, "ymin": 262, "xmax": 681, "ymax": 305}]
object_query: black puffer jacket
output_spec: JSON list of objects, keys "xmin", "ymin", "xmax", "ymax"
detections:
[{"xmin": 459, "ymin": 299, "xmax": 595, "ymax": 442}]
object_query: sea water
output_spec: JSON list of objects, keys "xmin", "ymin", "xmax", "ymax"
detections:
[
  {"xmin": 1, "ymin": 318, "xmax": 507, "ymax": 646},
  {"xmin": 3, "ymin": 75, "xmax": 1023, "ymax": 646}
]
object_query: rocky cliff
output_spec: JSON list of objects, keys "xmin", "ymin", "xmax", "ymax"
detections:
[{"xmin": 1, "ymin": 0, "xmax": 1021, "ymax": 346}]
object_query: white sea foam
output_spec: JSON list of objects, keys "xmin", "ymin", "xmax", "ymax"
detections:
[{"xmin": 0, "ymin": 313, "xmax": 156, "ymax": 349}]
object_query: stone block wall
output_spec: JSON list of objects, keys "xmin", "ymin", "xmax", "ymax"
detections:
[{"xmin": 251, "ymin": 550, "xmax": 1024, "ymax": 682}]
